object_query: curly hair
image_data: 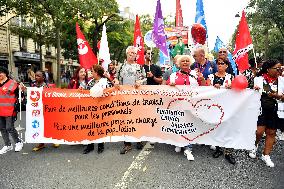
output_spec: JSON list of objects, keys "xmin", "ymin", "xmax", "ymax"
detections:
[
  {"xmin": 257, "ymin": 59, "xmax": 281, "ymax": 76},
  {"xmin": 92, "ymin": 64, "xmax": 105, "ymax": 78}
]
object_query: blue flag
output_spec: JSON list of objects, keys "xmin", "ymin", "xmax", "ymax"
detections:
[
  {"xmin": 214, "ymin": 36, "xmax": 225, "ymax": 52},
  {"xmin": 159, "ymin": 50, "xmax": 170, "ymax": 65},
  {"xmin": 195, "ymin": 0, "xmax": 208, "ymax": 36},
  {"xmin": 214, "ymin": 36, "xmax": 238, "ymax": 76}
]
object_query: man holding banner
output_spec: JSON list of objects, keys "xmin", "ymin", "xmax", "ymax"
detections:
[
  {"xmin": 143, "ymin": 48, "xmax": 163, "ymax": 85},
  {"xmin": 162, "ymin": 55, "xmax": 181, "ymax": 85}
]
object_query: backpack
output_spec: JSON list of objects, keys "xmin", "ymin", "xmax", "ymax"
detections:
[{"xmin": 117, "ymin": 62, "xmax": 144, "ymax": 81}]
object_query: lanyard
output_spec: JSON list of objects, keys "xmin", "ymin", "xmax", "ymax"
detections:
[{"xmin": 196, "ymin": 62, "xmax": 207, "ymax": 74}]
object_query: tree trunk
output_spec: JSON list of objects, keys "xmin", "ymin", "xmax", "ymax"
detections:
[
  {"xmin": 93, "ymin": 26, "xmax": 99, "ymax": 55},
  {"xmin": 264, "ymin": 28, "xmax": 269, "ymax": 60},
  {"xmin": 39, "ymin": 25, "xmax": 43, "ymax": 70},
  {"xmin": 117, "ymin": 47, "xmax": 124, "ymax": 63},
  {"xmin": 39, "ymin": 44, "xmax": 43, "ymax": 70},
  {"xmin": 56, "ymin": 25, "xmax": 61, "ymax": 87}
]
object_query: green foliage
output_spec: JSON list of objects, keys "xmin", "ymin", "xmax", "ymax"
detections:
[
  {"xmin": 246, "ymin": 0, "xmax": 284, "ymax": 61},
  {"xmin": 70, "ymin": 0, "xmax": 120, "ymax": 54},
  {"xmin": 0, "ymin": 0, "xmax": 32, "ymax": 27},
  {"xmin": 2, "ymin": 0, "xmax": 171, "ymax": 64},
  {"xmin": 140, "ymin": 14, "xmax": 153, "ymax": 35},
  {"xmin": 107, "ymin": 19, "xmax": 134, "ymax": 62}
]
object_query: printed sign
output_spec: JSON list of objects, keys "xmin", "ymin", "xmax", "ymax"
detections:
[{"xmin": 25, "ymin": 86, "xmax": 260, "ymax": 150}]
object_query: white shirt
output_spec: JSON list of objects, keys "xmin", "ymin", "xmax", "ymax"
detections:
[{"xmin": 90, "ymin": 78, "xmax": 109, "ymax": 97}]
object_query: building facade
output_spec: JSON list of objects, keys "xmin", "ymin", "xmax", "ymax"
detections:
[{"xmin": 0, "ymin": 13, "xmax": 79, "ymax": 83}]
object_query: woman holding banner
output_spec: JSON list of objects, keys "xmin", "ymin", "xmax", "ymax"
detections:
[
  {"xmin": 83, "ymin": 64, "xmax": 113, "ymax": 154},
  {"xmin": 206, "ymin": 58, "xmax": 236, "ymax": 165},
  {"xmin": 167, "ymin": 55, "xmax": 206, "ymax": 161},
  {"xmin": 206, "ymin": 58, "xmax": 233, "ymax": 88},
  {"xmin": 249, "ymin": 60, "xmax": 284, "ymax": 167}
]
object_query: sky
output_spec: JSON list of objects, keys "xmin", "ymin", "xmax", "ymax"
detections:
[{"xmin": 116, "ymin": 0, "xmax": 250, "ymax": 50}]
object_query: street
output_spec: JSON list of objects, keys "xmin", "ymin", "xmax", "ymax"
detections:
[{"xmin": 0, "ymin": 112, "xmax": 283, "ymax": 189}]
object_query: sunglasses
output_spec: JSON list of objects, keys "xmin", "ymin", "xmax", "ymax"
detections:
[
  {"xmin": 217, "ymin": 62, "xmax": 226, "ymax": 65},
  {"xmin": 218, "ymin": 51, "xmax": 227, "ymax": 54},
  {"xmin": 271, "ymin": 67, "xmax": 283, "ymax": 72},
  {"xmin": 147, "ymin": 52, "xmax": 154, "ymax": 55}
]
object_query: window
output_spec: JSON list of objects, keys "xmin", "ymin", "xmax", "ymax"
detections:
[
  {"xmin": 34, "ymin": 42, "xmax": 40, "ymax": 53},
  {"xmin": 19, "ymin": 36, "xmax": 27, "ymax": 51},
  {"xmin": 19, "ymin": 15, "xmax": 26, "ymax": 27},
  {"xmin": 46, "ymin": 45, "xmax": 52, "ymax": 55}
]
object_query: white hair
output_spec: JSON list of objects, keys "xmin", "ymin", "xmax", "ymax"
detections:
[
  {"xmin": 177, "ymin": 55, "xmax": 193, "ymax": 66},
  {"xmin": 126, "ymin": 46, "xmax": 137, "ymax": 54},
  {"xmin": 193, "ymin": 46, "xmax": 205, "ymax": 56}
]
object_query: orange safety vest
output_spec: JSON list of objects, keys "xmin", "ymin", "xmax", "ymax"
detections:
[{"xmin": 0, "ymin": 79, "xmax": 18, "ymax": 117}]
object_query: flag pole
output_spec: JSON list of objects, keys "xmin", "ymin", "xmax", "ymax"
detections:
[
  {"xmin": 150, "ymin": 47, "xmax": 152, "ymax": 62},
  {"xmin": 252, "ymin": 46, "xmax": 258, "ymax": 69},
  {"xmin": 17, "ymin": 85, "xmax": 24, "ymax": 140}
]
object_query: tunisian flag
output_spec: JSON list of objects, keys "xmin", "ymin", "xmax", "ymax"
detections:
[
  {"xmin": 176, "ymin": 0, "xmax": 183, "ymax": 27},
  {"xmin": 133, "ymin": 15, "xmax": 145, "ymax": 65},
  {"xmin": 76, "ymin": 22, "xmax": 98, "ymax": 69},
  {"xmin": 233, "ymin": 11, "xmax": 253, "ymax": 72}
]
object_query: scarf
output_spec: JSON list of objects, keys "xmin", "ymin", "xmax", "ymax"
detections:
[{"xmin": 263, "ymin": 73, "xmax": 277, "ymax": 84}]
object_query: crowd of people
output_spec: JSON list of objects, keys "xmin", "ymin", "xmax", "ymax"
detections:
[{"xmin": 0, "ymin": 45, "xmax": 283, "ymax": 168}]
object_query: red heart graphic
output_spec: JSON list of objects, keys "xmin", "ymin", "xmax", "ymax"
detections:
[{"xmin": 167, "ymin": 98, "xmax": 224, "ymax": 142}]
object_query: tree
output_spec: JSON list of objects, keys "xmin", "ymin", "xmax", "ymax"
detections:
[
  {"xmin": 245, "ymin": 0, "xmax": 284, "ymax": 61},
  {"xmin": 248, "ymin": 0, "xmax": 283, "ymax": 38},
  {"xmin": 107, "ymin": 19, "xmax": 134, "ymax": 62},
  {"xmin": 9, "ymin": 2, "xmax": 59, "ymax": 70},
  {"xmin": 71, "ymin": 0, "xmax": 120, "ymax": 55},
  {"xmin": 30, "ymin": 0, "xmax": 78, "ymax": 86},
  {"xmin": 0, "ymin": 0, "xmax": 31, "ymax": 27},
  {"xmin": 229, "ymin": 1, "xmax": 284, "ymax": 61}
]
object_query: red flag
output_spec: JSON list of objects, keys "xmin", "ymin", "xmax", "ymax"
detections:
[
  {"xmin": 133, "ymin": 15, "xmax": 145, "ymax": 65},
  {"xmin": 233, "ymin": 11, "xmax": 253, "ymax": 72},
  {"xmin": 176, "ymin": 0, "xmax": 183, "ymax": 27},
  {"xmin": 76, "ymin": 22, "xmax": 98, "ymax": 69}
]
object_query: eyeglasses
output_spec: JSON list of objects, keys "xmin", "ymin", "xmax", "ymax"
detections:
[
  {"xmin": 218, "ymin": 51, "xmax": 227, "ymax": 54},
  {"xmin": 271, "ymin": 67, "xmax": 283, "ymax": 72},
  {"xmin": 217, "ymin": 62, "xmax": 226, "ymax": 65},
  {"xmin": 147, "ymin": 52, "xmax": 154, "ymax": 55}
]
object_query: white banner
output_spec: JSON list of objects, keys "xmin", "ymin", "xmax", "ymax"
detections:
[{"xmin": 25, "ymin": 86, "xmax": 261, "ymax": 150}]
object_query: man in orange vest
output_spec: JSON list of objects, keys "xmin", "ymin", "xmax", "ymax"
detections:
[{"xmin": 0, "ymin": 66, "xmax": 23, "ymax": 154}]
